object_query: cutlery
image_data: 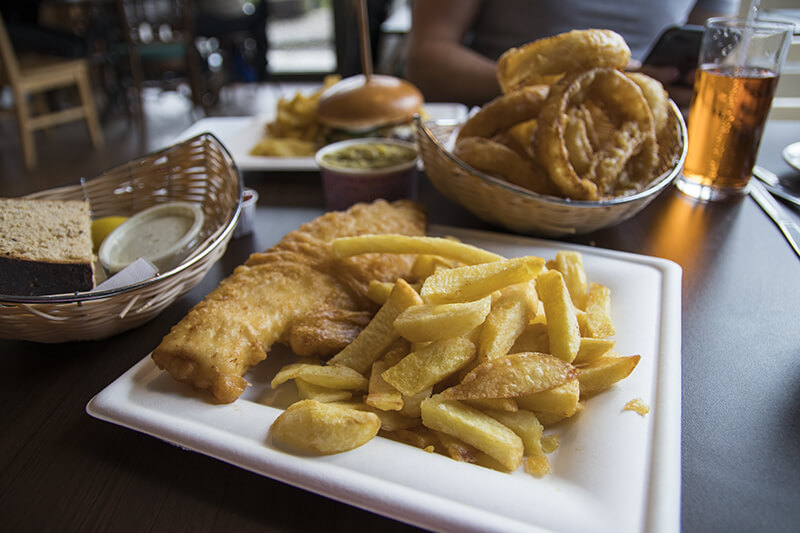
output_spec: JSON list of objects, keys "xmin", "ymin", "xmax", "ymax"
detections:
[
  {"xmin": 752, "ymin": 166, "xmax": 800, "ymax": 208},
  {"xmin": 749, "ymin": 178, "xmax": 800, "ymax": 259}
]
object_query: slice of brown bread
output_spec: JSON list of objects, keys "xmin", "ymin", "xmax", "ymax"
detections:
[{"xmin": 0, "ymin": 198, "xmax": 95, "ymax": 296}]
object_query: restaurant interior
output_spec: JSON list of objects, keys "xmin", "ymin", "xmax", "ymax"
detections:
[{"xmin": 2, "ymin": 1, "xmax": 800, "ymax": 532}]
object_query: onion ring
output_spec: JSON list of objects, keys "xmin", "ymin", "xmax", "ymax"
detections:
[
  {"xmin": 626, "ymin": 72, "xmax": 670, "ymax": 138},
  {"xmin": 457, "ymin": 85, "xmax": 549, "ymax": 141},
  {"xmin": 590, "ymin": 121, "xmax": 656, "ymax": 195},
  {"xmin": 563, "ymin": 107, "xmax": 594, "ymax": 176},
  {"xmin": 497, "ymin": 29, "xmax": 631, "ymax": 94},
  {"xmin": 496, "ymin": 118, "xmax": 539, "ymax": 159},
  {"xmin": 535, "ymin": 68, "xmax": 657, "ymax": 200},
  {"xmin": 454, "ymin": 136, "xmax": 558, "ymax": 195}
]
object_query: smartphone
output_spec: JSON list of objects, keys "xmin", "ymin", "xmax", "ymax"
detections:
[{"xmin": 643, "ymin": 24, "xmax": 704, "ymax": 78}]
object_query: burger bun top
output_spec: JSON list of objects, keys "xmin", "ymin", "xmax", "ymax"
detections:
[{"xmin": 316, "ymin": 74, "xmax": 424, "ymax": 132}]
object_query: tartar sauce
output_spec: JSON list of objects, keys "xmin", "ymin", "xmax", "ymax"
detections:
[{"xmin": 321, "ymin": 142, "xmax": 417, "ymax": 170}]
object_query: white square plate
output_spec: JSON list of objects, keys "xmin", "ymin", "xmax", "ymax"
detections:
[
  {"xmin": 171, "ymin": 103, "xmax": 468, "ymax": 172},
  {"xmin": 87, "ymin": 224, "xmax": 682, "ymax": 533}
]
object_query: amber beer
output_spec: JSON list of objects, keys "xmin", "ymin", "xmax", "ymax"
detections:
[
  {"xmin": 676, "ymin": 17, "xmax": 793, "ymax": 201},
  {"xmin": 683, "ymin": 65, "xmax": 779, "ymax": 193}
]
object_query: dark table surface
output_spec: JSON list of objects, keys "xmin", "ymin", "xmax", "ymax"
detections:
[{"xmin": 2, "ymin": 119, "xmax": 799, "ymax": 532}]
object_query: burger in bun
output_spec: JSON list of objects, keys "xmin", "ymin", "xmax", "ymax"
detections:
[{"xmin": 317, "ymin": 74, "xmax": 424, "ymax": 141}]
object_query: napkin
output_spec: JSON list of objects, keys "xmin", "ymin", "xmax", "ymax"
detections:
[{"xmin": 91, "ymin": 258, "xmax": 158, "ymax": 292}]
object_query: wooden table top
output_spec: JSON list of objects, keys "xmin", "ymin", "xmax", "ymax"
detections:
[{"xmin": 2, "ymin": 119, "xmax": 799, "ymax": 532}]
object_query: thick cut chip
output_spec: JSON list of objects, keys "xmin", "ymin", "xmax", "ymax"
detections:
[
  {"xmin": 573, "ymin": 337, "xmax": 616, "ymax": 365},
  {"xmin": 328, "ymin": 279, "xmax": 423, "ymax": 374},
  {"xmin": 350, "ymin": 402, "xmax": 419, "ymax": 431},
  {"xmin": 575, "ymin": 308, "xmax": 589, "ymax": 337},
  {"xmin": 420, "ymin": 395, "xmax": 524, "ymax": 471},
  {"xmin": 578, "ymin": 354, "xmax": 640, "ymax": 397},
  {"xmin": 411, "ymin": 254, "xmax": 457, "ymax": 278},
  {"xmin": 331, "ymin": 234, "xmax": 503, "ymax": 265},
  {"xmin": 382, "ymin": 338, "xmax": 411, "ymax": 366},
  {"xmin": 434, "ymin": 435, "xmax": 512, "ymax": 472},
  {"xmin": 483, "ymin": 408, "xmax": 545, "ymax": 457},
  {"xmin": 367, "ymin": 280, "xmax": 422, "ymax": 306},
  {"xmin": 440, "ymin": 352, "xmax": 578, "ymax": 400},
  {"xmin": 515, "ymin": 378, "xmax": 580, "ymax": 417},
  {"xmin": 371, "ymin": 409, "xmax": 420, "ymax": 431},
  {"xmin": 382, "ymin": 336, "xmax": 476, "ymax": 396},
  {"xmin": 463, "ymin": 398, "xmax": 519, "ymax": 412},
  {"xmin": 554, "ymin": 251, "xmax": 589, "ymax": 310},
  {"xmin": 535, "ymin": 401, "xmax": 585, "ymax": 427},
  {"xmin": 398, "ymin": 386, "xmax": 433, "ymax": 419},
  {"xmin": 295, "ymin": 378, "xmax": 353, "ymax": 402},
  {"xmin": 478, "ymin": 280, "xmax": 538, "ymax": 361},
  {"xmin": 510, "ymin": 322, "xmax": 550, "ymax": 354},
  {"xmin": 366, "ymin": 280, "xmax": 394, "ymax": 305},
  {"xmin": 382, "ymin": 425, "xmax": 439, "ymax": 450},
  {"xmin": 473, "ymin": 452, "xmax": 518, "ymax": 473},
  {"xmin": 421, "ymin": 256, "xmax": 545, "ymax": 304},
  {"xmin": 433, "ymin": 430, "xmax": 481, "ymax": 463},
  {"xmin": 271, "ymin": 363, "xmax": 369, "ymax": 391},
  {"xmin": 585, "ymin": 282, "xmax": 616, "ymax": 338},
  {"xmin": 537, "ymin": 270, "xmax": 580, "ymax": 362},
  {"xmin": 394, "ymin": 296, "xmax": 492, "ymax": 342},
  {"xmin": 534, "ymin": 411, "xmax": 569, "ymax": 427},
  {"xmin": 271, "ymin": 399, "xmax": 381, "ymax": 455},
  {"xmin": 366, "ymin": 360, "xmax": 403, "ymax": 411}
]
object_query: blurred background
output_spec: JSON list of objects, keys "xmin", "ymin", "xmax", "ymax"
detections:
[
  {"xmin": 0, "ymin": 0, "xmax": 412, "ymax": 191},
  {"xmin": 0, "ymin": 0, "xmax": 797, "ymax": 196}
]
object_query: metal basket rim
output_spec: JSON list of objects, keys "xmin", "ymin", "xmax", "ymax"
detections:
[
  {"xmin": 0, "ymin": 132, "xmax": 243, "ymax": 305},
  {"xmin": 415, "ymin": 99, "xmax": 688, "ymax": 208}
]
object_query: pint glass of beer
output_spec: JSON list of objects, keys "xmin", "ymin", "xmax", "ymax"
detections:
[{"xmin": 676, "ymin": 17, "xmax": 794, "ymax": 201}]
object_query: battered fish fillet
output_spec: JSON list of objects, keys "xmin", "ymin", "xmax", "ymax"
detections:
[{"xmin": 151, "ymin": 200, "xmax": 427, "ymax": 403}]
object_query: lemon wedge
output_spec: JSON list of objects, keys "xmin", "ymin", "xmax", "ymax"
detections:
[{"xmin": 91, "ymin": 216, "xmax": 128, "ymax": 252}]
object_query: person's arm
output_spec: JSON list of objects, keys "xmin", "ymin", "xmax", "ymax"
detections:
[
  {"xmin": 404, "ymin": 0, "xmax": 501, "ymax": 106},
  {"xmin": 686, "ymin": 0, "xmax": 740, "ymax": 26}
]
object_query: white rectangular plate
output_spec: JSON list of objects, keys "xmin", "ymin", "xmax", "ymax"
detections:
[
  {"xmin": 87, "ymin": 224, "xmax": 682, "ymax": 533},
  {"xmin": 171, "ymin": 103, "xmax": 468, "ymax": 172}
]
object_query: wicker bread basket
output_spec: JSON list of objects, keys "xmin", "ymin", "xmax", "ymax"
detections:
[
  {"xmin": 416, "ymin": 101, "xmax": 687, "ymax": 237},
  {"xmin": 0, "ymin": 133, "xmax": 242, "ymax": 343}
]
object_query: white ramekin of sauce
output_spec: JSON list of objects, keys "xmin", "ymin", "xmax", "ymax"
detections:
[
  {"xmin": 98, "ymin": 202, "xmax": 205, "ymax": 274},
  {"xmin": 315, "ymin": 138, "xmax": 419, "ymax": 210}
]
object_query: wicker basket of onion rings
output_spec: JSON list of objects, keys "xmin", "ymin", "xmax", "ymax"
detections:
[{"xmin": 416, "ymin": 29, "xmax": 688, "ymax": 237}]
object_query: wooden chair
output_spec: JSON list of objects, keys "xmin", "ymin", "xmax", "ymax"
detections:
[
  {"xmin": 116, "ymin": 0, "xmax": 209, "ymax": 127},
  {"xmin": 0, "ymin": 13, "xmax": 104, "ymax": 171}
]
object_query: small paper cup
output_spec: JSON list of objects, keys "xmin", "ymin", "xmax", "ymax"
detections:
[
  {"xmin": 315, "ymin": 138, "xmax": 419, "ymax": 211},
  {"xmin": 233, "ymin": 187, "xmax": 258, "ymax": 238}
]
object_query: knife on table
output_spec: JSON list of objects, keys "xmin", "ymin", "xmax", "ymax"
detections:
[
  {"xmin": 753, "ymin": 165, "xmax": 800, "ymax": 208},
  {"xmin": 749, "ymin": 178, "xmax": 800, "ymax": 259}
]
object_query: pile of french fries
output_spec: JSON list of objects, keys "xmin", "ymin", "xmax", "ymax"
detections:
[
  {"xmin": 249, "ymin": 75, "xmax": 340, "ymax": 157},
  {"xmin": 270, "ymin": 235, "xmax": 640, "ymax": 477}
]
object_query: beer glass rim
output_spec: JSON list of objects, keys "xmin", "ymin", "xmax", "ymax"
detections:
[{"xmin": 705, "ymin": 16, "xmax": 795, "ymax": 35}]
